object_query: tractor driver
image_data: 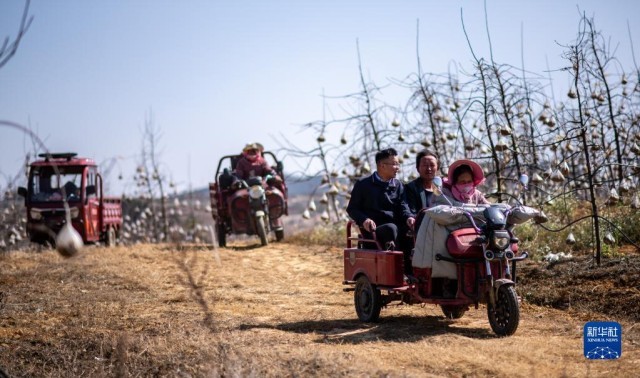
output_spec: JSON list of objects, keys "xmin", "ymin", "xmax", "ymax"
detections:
[
  {"xmin": 234, "ymin": 142, "xmax": 284, "ymax": 191},
  {"xmin": 63, "ymin": 181, "xmax": 80, "ymax": 200}
]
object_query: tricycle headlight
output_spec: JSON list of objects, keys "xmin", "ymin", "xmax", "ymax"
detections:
[
  {"xmin": 249, "ymin": 185, "xmax": 264, "ymax": 199},
  {"xmin": 30, "ymin": 208, "xmax": 43, "ymax": 220},
  {"xmin": 492, "ymin": 231, "xmax": 510, "ymax": 250}
]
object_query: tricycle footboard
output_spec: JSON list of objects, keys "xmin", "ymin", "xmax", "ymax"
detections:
[{"xmin": 344, "ymin": 248, "xmax": 404, "ymax": 286}]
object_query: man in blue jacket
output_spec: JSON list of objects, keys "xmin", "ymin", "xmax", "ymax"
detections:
[{"xmin": 347, "ymin": 148, "xmax": 415, "ymax": 252}]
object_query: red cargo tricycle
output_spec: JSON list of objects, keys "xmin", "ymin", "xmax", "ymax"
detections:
[
  {"xmin": 17, "ymin": 152, "xmax": 123, "ymax": 247},
  {"xmin": 342, "ymin": 178, "xmax": 542, "ymax": 336},
  {"xmin": 209, "ymin": 151, "xmax": 288, "ymax": 247}
]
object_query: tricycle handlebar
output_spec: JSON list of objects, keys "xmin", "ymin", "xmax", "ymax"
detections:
[
  {"xmin": 346, "ymin": 220, "xmax": 383, "ymax": 250},
  {"xmin": 435, "ymin": 253, "xmax": 484, "ymax": 264}
]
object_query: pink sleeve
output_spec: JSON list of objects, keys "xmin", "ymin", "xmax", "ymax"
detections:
[{"xmin": 474, "ymin": 190, "xmax": 490, "ymax": 205}]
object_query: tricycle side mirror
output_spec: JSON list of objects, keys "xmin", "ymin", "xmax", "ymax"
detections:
[
  {"xmin": 86, "ymin": 185, "xmax": 96, "ymax": 196},
  {"xmin": 18, "ymin": 186, "xmax": 27, "ymax": 198}
]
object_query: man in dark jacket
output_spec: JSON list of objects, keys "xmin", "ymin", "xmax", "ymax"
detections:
[
  {"xmin": 401, "ymin": 149, "xmax": 439, "ymax": 276},
  {"xmin": 346, "ymin": 148, "xmax": 415, "ymax": 251}
]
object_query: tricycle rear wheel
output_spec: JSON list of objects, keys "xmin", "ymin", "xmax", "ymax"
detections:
[
  {"xmin": 441, "ymin": 305, "xmax": 467, "ymax": 319},
  {"xmin": 487, "ymin": 285, "xmax": 520, "ymax": 336},
  {"xmin": 105, "ymin": 227, "xmax": 116, "ymax": 247},
  {"xmin": 217, "ymin": 224, "xmax": 226, "ymax": 247},
  {"xmin": 275, "ymin": 228, "xmax": 284, "ymax": 241},
  {"xmin": 354, "ymin": 276, "xmax": 382, "ymax": 322}
]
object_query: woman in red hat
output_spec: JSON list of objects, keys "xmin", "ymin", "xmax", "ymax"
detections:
[
  {"xmin": 234, "ymin": 142, "xmax": 273, "ymax": 180},
  {"xmin": 439, "ymin": 159, "xmax": 489, "ymax": 205},
  {"xmin": 234, "ymin": 142, "xmax": 284, "ymax": 191}
]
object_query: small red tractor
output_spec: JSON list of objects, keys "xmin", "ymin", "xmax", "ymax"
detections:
[{"xmin": 18, "ymin": 153, "xmax": 123, "ymax": 247}]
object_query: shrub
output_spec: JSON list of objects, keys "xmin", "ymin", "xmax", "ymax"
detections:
[
  {"xmin": 515, "ymin": 195, "xmax": 640, "ymax": 260},
  {"xmin": 287, "ymin": 222, "xmax": 346, "ymax": 248}
]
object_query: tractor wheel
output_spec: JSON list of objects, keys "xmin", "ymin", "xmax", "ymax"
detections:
[
  {"xmin": 487, "ymin": 285, "xmax": 520, "ymax": 336},
  {"xmin": 441, "ymin": 305, "xmax": 467, "ymax": 319},
  {"xmin": 354, "ymin": 276, "xmax": 382, "ymax": 322},
  {"xmin": 217, "ymin": 224, "xmax": 226, "ymax": 248},
  {"xmin": 275, "ymin": 228, "xmax": 284, "ymax": 242},
  {"xmin": 256, "ymin": 216, "xmax": 268, "ymax": 246}
]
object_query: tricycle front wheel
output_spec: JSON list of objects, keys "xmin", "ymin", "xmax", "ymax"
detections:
[
  {"xmin": 256, "ymin": 215, "xmax": 268, "ymax": 246},
  {"xmin": 487, "ymin": 285, "xmax": 520, "ymax": 336},
  {"xmin": 354, "ymin": 276, "xmax": 382, "ymax": 322}
]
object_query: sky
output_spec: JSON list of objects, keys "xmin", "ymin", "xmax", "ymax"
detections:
[{"xmin": 1, "ymin": 0, "xmax": 639, "ymax": 195}]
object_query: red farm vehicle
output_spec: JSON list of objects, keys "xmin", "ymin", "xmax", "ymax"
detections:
[
  {"xmin": 209, "ymin": 151, "xmax": 287, "ymax": 247},
  {"xmin": 18, "ymin": 153, "xmax": 123, "ymax": 247}
]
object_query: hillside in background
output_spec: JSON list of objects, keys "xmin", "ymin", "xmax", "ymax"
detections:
[
  {"xmin": 143, "ymin": 174, "xmax": 322, "ymax": 243},
  {"xmin": 172, "ymin": 173, "xmax": 320, "ymax": 222},
  {"xmin": 177, "ymin": 174, "xmax": 320, "ymax": 204}
]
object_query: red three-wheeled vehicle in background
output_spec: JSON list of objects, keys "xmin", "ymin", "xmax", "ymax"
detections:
[{"xmin": 209, "ymin": 151, "xmax": 288, "ymax": 247}]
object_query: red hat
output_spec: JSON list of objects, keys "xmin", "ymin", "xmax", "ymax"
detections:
[{"xmin": 447, "ymin": 159, "xmax": 485, "ymax": 186}]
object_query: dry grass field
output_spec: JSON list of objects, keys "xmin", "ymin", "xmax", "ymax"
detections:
[{"xmin": 1, "ymin": 241, "xmax": 638, "ymax": 377}]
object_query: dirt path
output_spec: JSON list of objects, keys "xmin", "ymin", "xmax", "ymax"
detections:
[{"xmin": 1, "ymin": 242, "xmax": 638, "ymax": 377}]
